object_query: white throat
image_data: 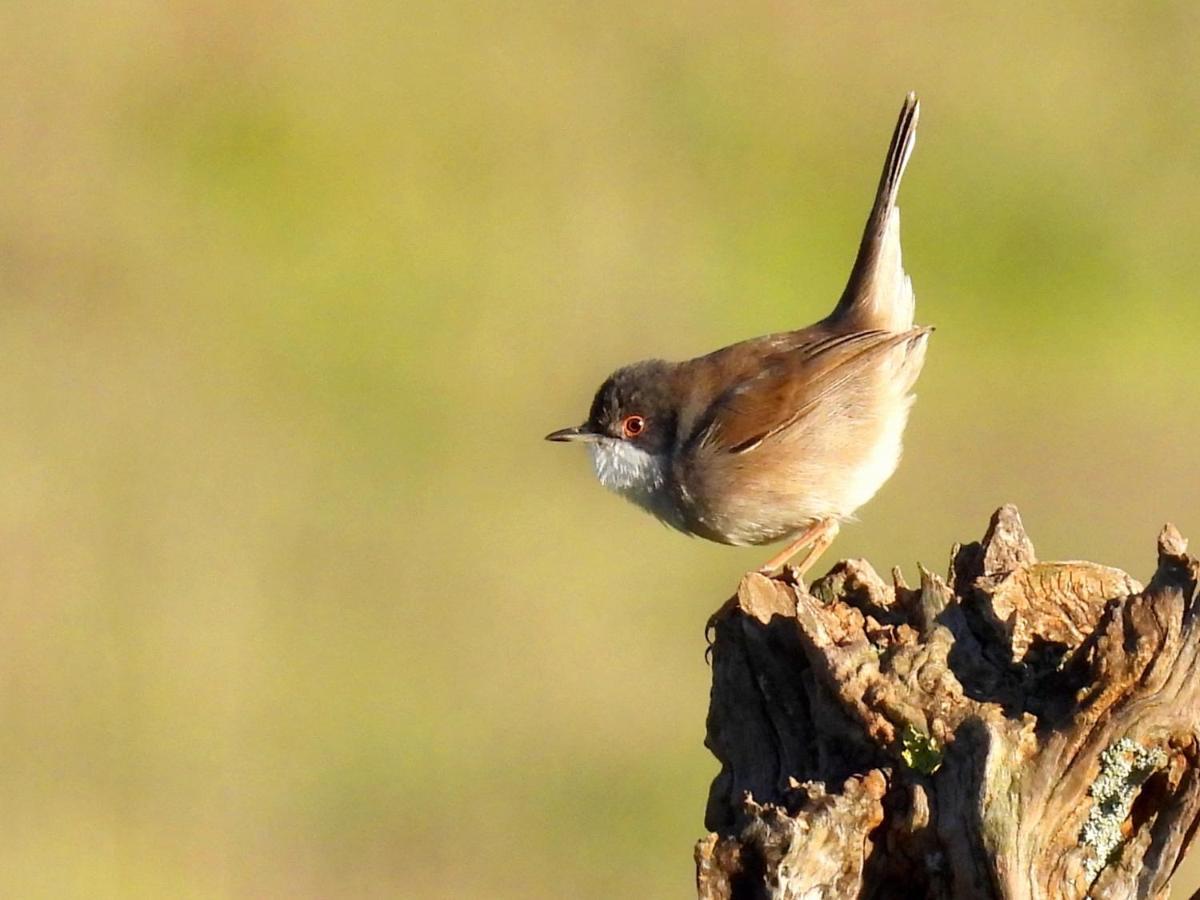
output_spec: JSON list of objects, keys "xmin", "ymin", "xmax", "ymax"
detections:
[{"xmin": 588, "ymin": 439, "xmax": 668, "ymax": 508}]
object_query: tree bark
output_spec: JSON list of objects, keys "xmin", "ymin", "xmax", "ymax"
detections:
[{"xmin": 696, "ymin": 505, "xmax": 1200, "ymax": 899}]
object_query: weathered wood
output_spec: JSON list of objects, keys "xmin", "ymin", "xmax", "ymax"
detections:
[{"xmin": 696, "ymin": 506, "xmax": 1200, "ymax": 899}]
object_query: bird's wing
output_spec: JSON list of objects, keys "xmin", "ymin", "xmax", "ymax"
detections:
[{"xmin": 693, "ymin": 327, "xmax": 930, "ymax": 455}]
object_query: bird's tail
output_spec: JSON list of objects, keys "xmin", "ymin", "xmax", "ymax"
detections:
[{"xmin": 829, "ymin": 92, "xmax": 920, "ymax": 333}]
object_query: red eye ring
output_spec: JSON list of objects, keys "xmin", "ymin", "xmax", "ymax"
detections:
[{"xmin": 621, "ymin": 415, "xmax": 646, "ymax": 438}]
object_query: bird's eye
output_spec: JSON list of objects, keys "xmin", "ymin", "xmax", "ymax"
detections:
[{"xmin": 621, "ymin": 415, "xmax": 646, "ymax": 438}]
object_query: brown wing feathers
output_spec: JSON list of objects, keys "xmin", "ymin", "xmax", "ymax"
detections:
[{"xmin": 700, "ymin": 327, "xmax": 930, "ymax": 455}]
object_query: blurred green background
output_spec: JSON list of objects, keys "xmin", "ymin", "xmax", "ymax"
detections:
[{"xmin": 2, "ymin": 2, "xmax": 1198, "ymax": 897}]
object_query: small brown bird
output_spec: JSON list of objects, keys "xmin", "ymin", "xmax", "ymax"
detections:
[{"xmin": 547, "ymin": 93, "xmax": 930, "ymax": 576}]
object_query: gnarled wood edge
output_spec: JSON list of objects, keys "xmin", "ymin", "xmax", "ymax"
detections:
[{"xmin": 697, "ymin": 506, "xmax": 1200, "ymax": 900}]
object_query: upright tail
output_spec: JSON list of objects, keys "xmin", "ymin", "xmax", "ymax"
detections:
[{"xmin": 828, "ymin": 92, "xmax": 920, "ymax": 332}]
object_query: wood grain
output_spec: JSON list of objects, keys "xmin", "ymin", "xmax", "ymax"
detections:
[{"xmin": 697, "ymin": 506, "xmax": 1200, "ymax": 899}]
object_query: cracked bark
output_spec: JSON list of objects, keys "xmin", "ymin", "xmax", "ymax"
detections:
[{"xmin": 696, "ymin": 505, "xmax": 1200, "ymax": 900}]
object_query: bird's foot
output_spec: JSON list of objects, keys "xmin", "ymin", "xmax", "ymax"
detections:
[{"xmin": 757, "ymin": 519, "xmax": 841, "ymax": 583}]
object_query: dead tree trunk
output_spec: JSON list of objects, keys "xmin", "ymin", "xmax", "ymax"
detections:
[{"xmin": 696, "ymin": 506, "xmax": 1200, "ymax": 899}]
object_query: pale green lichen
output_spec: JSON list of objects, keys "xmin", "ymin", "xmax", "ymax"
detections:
[
  {"xmin": 1079, "ymin": 738, "xmax": 1167, "ymax": 880},
  {"xmin": 900, "ymin": 724, "xmax": 943, "ymax": 774}
]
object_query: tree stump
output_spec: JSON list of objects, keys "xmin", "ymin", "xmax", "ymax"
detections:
[{"xmin": 696, "ymin": 505, "xmax": 1200, "ymax": 899}]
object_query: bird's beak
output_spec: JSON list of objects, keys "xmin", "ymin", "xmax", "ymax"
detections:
[{"xmin": 545, "ymin": 424, "xmax": 602, "ymax": 443}]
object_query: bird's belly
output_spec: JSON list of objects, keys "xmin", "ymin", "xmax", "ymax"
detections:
[
  {"xmin": 681, "ymin": 499, "xmax": 822, "ymax": 547},
  {"xmin": 834, "ymin": 399, "xmax": 911, "ymax": 515},
  {"xmin": 673, "ymin": 473, "xmax": 828, "ymax": 546}
]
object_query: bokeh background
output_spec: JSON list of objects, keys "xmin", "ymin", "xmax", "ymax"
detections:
[{"xmin": 2, "ymin": 3, "xmax": 1198, "ymax": 897}]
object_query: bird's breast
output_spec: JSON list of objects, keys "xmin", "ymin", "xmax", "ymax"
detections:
[{"xmin": 587, "ymin": 440, "xmax": 689, "ymax": 532}]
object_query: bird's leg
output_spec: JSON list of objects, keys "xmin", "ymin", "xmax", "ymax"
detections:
[
  {"xmin": 707, "ymin": 519, "xmax": 840, "ymax": 654},
  {"xmin": 789, "ymin": 519, "xmax": 840, "ymax": 579},
  {"xmin": 756, "ymin": 518, "xmax": 836, "ymax": 575}
]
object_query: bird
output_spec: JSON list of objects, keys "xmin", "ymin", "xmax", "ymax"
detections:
[{"xmin": 546, "ymin": 93, "xmax": 931, "ymax": 578}]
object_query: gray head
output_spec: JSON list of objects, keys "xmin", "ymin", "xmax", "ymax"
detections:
[{"xmin": 545, "ymin": 360, "xmax": 681, "ymax": 516}]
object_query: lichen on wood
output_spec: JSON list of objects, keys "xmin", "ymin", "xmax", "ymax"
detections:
[{"xmin": 696, "ymin": 505, "xmax": 1200, "ymax": 899}]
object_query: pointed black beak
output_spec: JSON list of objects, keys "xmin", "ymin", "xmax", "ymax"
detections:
[{"xmin": 545, "ymin": 424, "xmax": 602, "ymax": 443}]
